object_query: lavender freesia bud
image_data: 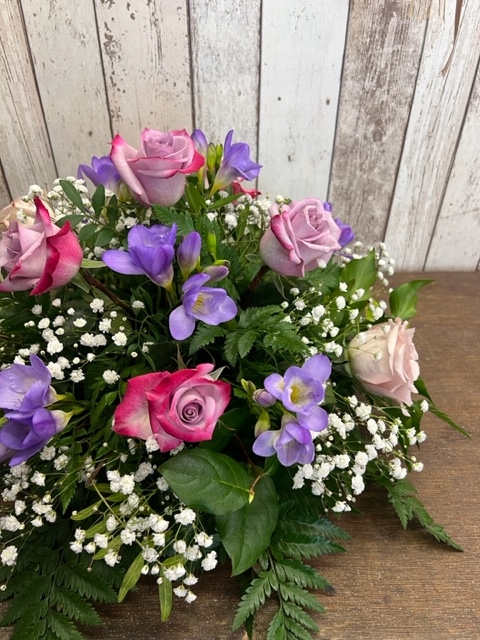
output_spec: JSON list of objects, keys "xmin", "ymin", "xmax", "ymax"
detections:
[
  {"xmin": 254, "ymin": 410, "xmax": 270, "ymax": 437},
  {"xmin": 201, "ymin": 264, "xmax": 229, "ymax": 283},
  {"xmin": 253, "ymin": 389, "xmax": 276, "ymax": 408},
  {"xmin": 177, "ymin": 231, "xmax": 201, "ymax": 279},
  {"xmin": 335, "ymin": 218, "xmax": 355, "ymax": 247},
  {"xmin": 77, "ymin": 156, "xmax": 121, "ymax": 194}
]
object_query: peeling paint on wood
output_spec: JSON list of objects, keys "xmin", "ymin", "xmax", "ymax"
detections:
[
  {"xmin": 95, "ymin": 0, "xmax": 192, "ymax": 142},
  {"xmin": 384, "ymin": 0, "xmax": 480, "ymax": 269},
  {"xmin": 425, "ymin": 64, "xmax": 480, "ymax": 270},
  {"xmin": 0, "ymin": 0, "xmax": 57, "ymax": 197},
  {"xmin": 257, "ymin": 0, "xmax": 349, "ymax": 200},
  {"xmin": 21, "ymin": 0, "xmax": 112, "ymax": 174},
  {"xmin": 329, "ymin": 0, "xmax": 426, "ymax": 245},
  {"xmin": 189, "ymin": 0, "xmax": 260, "ymax": 155}
]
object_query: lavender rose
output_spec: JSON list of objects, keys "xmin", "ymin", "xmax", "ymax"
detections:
[
  {"xmin": 112, "ymin": 364, "xmax": 231, "ymax": 452},
  {"xmin": 259, "ymin": 199, "xmax": 342, "ymax": 277},
  {"xmin": 348, "ymin": 318, "xmax": 420, "ymax": 405},
  {"xmin": 110, "ymin": 128, "xmax": 204, "ymax": 207}
]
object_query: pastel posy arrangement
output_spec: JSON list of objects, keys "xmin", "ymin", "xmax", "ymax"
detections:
[{"xmin": 0, "ymin": 127, "xmax": 464, "ymax": 640}]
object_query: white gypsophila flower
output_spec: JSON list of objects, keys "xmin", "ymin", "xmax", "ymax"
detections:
[
  {"xmin": 14, "ymin": 500, "xmax": 26, "ymax": 515},
  {"xmin": 134, "ymin": 462, "xmax": 154, "ymax": 482},
  {"xmin": 183, "ymin": 574, "xmax": 198, "ymax": 586},
  {"xmin": 99, "ymin": 318, "xmax": 112, "ymax": 333},
  {"xmin": 120, "ymin": 529, "xmax": 136, "ymax": 546},
  {"xmin": 174, "ymin": 508, "xmax": 196, "ymax": 526},
  {"xmin": 54, "ymin": 454, "xmax": 69, "ymax": 471},
  {"xmin": 412, "ymin": 461, "xmax": 424, "ymax": 472},
  {"xmin": 355, "ymin": 403, "xmax": 372, "ymax": 420},
  {"xmin": 94, "ymin": 534, "xmax": 109, "ymax": 549},
  {"xmin": 118, "ymin": 474, "xmax": 135, "ymax": 495},
  {"xmin": 164, "ymin": 564, "xmax": 186, "ymax": 581},
  {"xmin": 1, "ymin": 546, "xmax": 18, "ymax": 567},
  {"xmin": 150, "ymin": 517, "xmax": 169, "ymax": 534},
  {"xmin": 112, "ymin": 332, "xmax": 127, "ymax": 347},
  {"xmin": 102, "ymin": 370, "xmax": 120, "ymax": 385},
  {"xmin": 13, "ymin": 356, "xmax": 25, "ymax": 365},
  {"xmin": 132, "ymin": 300, "xmax": 145, "ymax": 310},
  {"xmin": 52, "ymin": 315, "xmax": 65, "ymax": 327},
  {"xmin": 335, "ymin": 296, "xmax": 346, "ymax": 310},
  {"xmin": 31, "ymin": 517, "xmax": 43, "ymax": 527},
  {"xmin": 334, "ymin": 454, "xmax": 350, "ymax": 469},
  {"xmin": 84, "ymin": 542, "xmax": 96, "ymax": 554},
  {"xmin": 73, "ymin": 318, "xmax": 87, "ymax": 328},
  {"xmin": 173, "ymin": 540, "xmax": 187, "ymax": 554},
  {"xmin": 47, "ymin": 338, "xmax": 64, "ymax": 355},
  {"xmin": 104, "ymin": 550, "xmax": 121, "ymax": 567},
  {"xmin": 294, "ymin": 300, "xmax": 306, "ymax": 310},
  {"xmin": 173, "ymin": 585, "xmax": 188, "ymax": 598},
  {"xmin": 47, "ymin": 362, "xmax": 64, "ymax": 380},
  {"xmin": 331, "ymin": 501, "xmax": 351, "ymax": 513},
  {"xmin": 152, "ymin": 533, "xmax": 166, "ymax": 547},
  {"xmin": 70, "ymin": 369, "xmax": 85, "ymax": 383},
  {"xmin": 156, "ymin": 476, "xmax": 169, "ymax": 491},
  {"xmin": 201, "ymin": 551, "xmax": 218, "ymax": 571},
  {"xmin": 420, "ymin": 400, "xmax": 429, "ymax": 413},
  {"xmin": 142, "ymin": 547, "xmax": 159, "ymax": 563},
  {"xmin": 351, "ymin": 475, "xmax": 365, "ymax": 495},
  {"xmin": 31, "ymin": 471, "xmax": 46, "ymax": 486},
  {"xmin": 40, "ymin": 446, "xmax": 56, "ymax": 461},
  {"xmin": 106, "ymin": 516, "xmax": 118, "ymax": 532},
  {"xmin": 417, "ymin": 431, "xmax": 427, "ymax": 443},
  {"xmin": 31, "ymin": 304, "xmax": 43, "ymax": 315},
  {"xmin": 90, "ymin": 298, "xmax": 105, "ymax": 313},
  {"xmin": 37, "ymin": 318, "xmax": 50, "ymax": 330},
  {"xmin": 69, "ymin": 541, "xmax": 83, "ymax": 554},
  {"xmin": 0, "ymin": 515, "xmax": 24, "ymax": 532},
  {"xmin": 184, "ymin": 546, "xmax": 202, "ymax": 561},
  {"xmin": 365, "ymin": 444, "xmax": 378, "ymax": 460}
]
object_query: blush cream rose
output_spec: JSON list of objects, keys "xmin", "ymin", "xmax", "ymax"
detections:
[
  {"xmin": 348, "ymin": 318, "xmax": 420, "ymax": 405},
  {"xmin": 110, "ymin": 128, "xmax": 204, "ymax": 207},
  {"xmin": 112, "ymin": 364, "xmax": 231, "ymax": 452},
  {"xmin": 0, "ymin": 197, "xmax": 83, "ymax": 295},
  {"xmin": 259, "ymin": 198, "xmax": 342, "ymax": 277}
]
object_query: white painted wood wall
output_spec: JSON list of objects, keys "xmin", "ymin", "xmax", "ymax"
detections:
[{"xmin": 0, "ymin": 0, "xmax": 479, "ymax": 271}]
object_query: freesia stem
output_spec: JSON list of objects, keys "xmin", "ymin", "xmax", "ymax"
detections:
[
  {"xmin": 241, "ymin": 264, "xmax": 270, "ymax": 306},
  {"xmin": 82, "ymin": 271, "xmax": 132, "ymax": 313}
]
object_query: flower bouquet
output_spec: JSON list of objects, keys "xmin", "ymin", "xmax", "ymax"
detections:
[{"xmin": 0, "ymin": 127, "xmax": 465, "ymax": 640}]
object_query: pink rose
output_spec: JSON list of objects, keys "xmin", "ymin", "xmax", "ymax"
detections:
[
  {"xmin": 110, "ymin": 128, "xmax": 204, "ymax": 207},
  {"xmin": 348, "ymin": 318, "xmax": 420, "ymax": 405},
  {"xmin": 112, "ymin": 364, "xmax": 231, "ymax": 452},
  {"xmin": 259, "ymin": 199, "xmax": 342, "ymax": 277},
  {"xmin": 0, "ymin": 197, "xmax": 83, "ymax": 295}
]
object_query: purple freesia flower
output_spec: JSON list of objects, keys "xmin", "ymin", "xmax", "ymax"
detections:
[
  {"xmin": 212, "ymin": 130, "xmax": 262, "ymax": 193},
  {"xmin": 0, "ymin": 354, "xmax": 57, "ymax": 419},
  {"xmin": 264, "ymin": 354, "xmax": 331, "ymax": 416},
  {"xmin": 252, "ymin": 410, "xmax": 328, "ymax": 466},
  {"xmin": 0, "ymin": 408, "xmax": 68, "ymax": 466},
  {"xmin": 102, "ymin": 224, "xmax": 177, "ymax": 287},
  {"xmin": 77, "ymin": 156, "xmax": 121, "ymax": 193},
  {"xmin": 177, "ymin": 231, "xmax": 201, "ymax": 279},
  {"xmin": 169, "ymin": 272, "xmax": 237, "ymax": 340},
  {"xmin": 335, "ymin": 218, "xmax": 355, "ymax": 247},
  {"xmin": 0, "ymin": 354, "xmax": 68, "ymax": 466}
]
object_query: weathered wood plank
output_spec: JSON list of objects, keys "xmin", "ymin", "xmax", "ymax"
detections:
[
  {"xmin": 257, "ymin": 0, "xmax": 349, "ymax": 200},
  {"xmin": 95, "ymin": 0, "xmax": 192, "ymax": 143},
  {"xmin": 0, "ymin": 164, "xmax": 11, "ymax": 206},
  {"xmin": 384, "ymin": 0, "xmax": 480, "ymax": 269},
  {"xmin": 21, "ymin": 0, "xmax": 112, "ymax": 176},
  {"xmin": 189, "ymin": 0, "xmax": 261, "ymax": 154},
  {"xmin": 425, "ymin": 63, "xmax": 480, "ymax": 270},
  {"xmin": 0, "ymin": 0, "xmax": 56, "ymax": 197},
  {"xmin": 329, "ymin": 1, "xmax": 426, "ymax": 242}
]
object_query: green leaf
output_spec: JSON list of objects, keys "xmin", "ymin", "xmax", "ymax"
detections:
[
  {"xmin": 159, "ymin": 449, "xmax": 251, "ymax": 514},
  {"xmin": 184, "ymin": 182, "xmax": 206, "ymax": 214},
  {"xmin": 414, "ymin": 379, "xmax": 470, "ymax": 437},
  {"xmin": 59, "ymin": 180, "xmax": 87, "ymax": 212},
  {"xmin": 91, "ymin": 184, "xmax": 106, "ymax": 216},
  {"xmin": 216, "ymin": 475, "xmax": 279, "ymax": 575},
  {"xmin": 56, "ymin": 214, "xmax": 86, "ymax": 229},
  {"xmin": 232, "ymin": 571, "xmax": 273, "ymax": 630},
  {"xmin": 341, "ymin": 251, "xmax": 377, "ymax": 290},
  {"xmin": 188, "ymin": 324, "xmax": 227, "ymax": 355},
  {"xmin": 159, "ymin": 569, "xmax": 173, "ymax": 622},
  {"xmin": 53, "ymin": 587, "xmax": 101, "ymax": 625},
  {"xmin": 389, "ymin": 279, "xmax": 432, "ymax": 320},
  {"xmin": 118, "ymin": 551, "xmax": 144, "ymax": 603},
  {"xmin": 238, "ymin": 330, "xmax": 257, "ymax": 358},
  {"xmin": 78, "ymin": 224, "xmax": 98, "ymax": 242},
  {"xmin": 80, "ymin": 258, "xmax": 106, "ymax": 269},
  {"xmin": 71, "ymin": 502, "xmax": 102, "ymax": 520},
  {"xmin": 95, "ymin": 227, "xmax": 115, "ymax": 247}
]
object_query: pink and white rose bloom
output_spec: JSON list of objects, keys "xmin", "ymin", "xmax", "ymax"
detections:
[
  {"xmin": 110, "ymin": 128, "xmax": 204, "ymax": 207},
  {"xmin": 0, "ymin": 197, "xmax": 83, "ymax": 295},
  {"xmin": 259, "ymin": 199, "xmax": 342, "ymax": 277},
  {"xmin": 348, "ymin": 318, "xmax": 420, "ymax": 405},
  {"xmin": 112, "ymin": 364, "xmax": 231, "ymax": 452}
]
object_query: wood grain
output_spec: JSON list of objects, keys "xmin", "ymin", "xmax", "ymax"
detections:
[
  {"xmin": 425, "ymin": 63, "xmax": 480, "ymax": 270},
  {"xmin": 21, "ymin": 0, "xmax": 112, "ymax": 175},
  {"xmin": 329, "ymin": 0, "xmax": 426, "ymax": 244},
  {"xmin": 0, "ymin": 0, "xmax": 57, "ymax": 196},
  {"xmin": 257, "ymin": 0, "xmax": 349, "ymax": 200},
  {"xmin": 1, "ymin": 272, "xmax": 477, "ymax": 639},
  {"xmin": 95, "ymin": 0, "xmax": 193, "ymax": 141},
  {"xmin": 189, "ymin": 0, "xmax": 261, "ymax": 155},
  {"xmin": 384, "ymin": 0, "xmax": 480, "ymax": 269}
]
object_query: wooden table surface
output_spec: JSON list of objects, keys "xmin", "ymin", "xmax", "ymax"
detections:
[{"xmin": 1, "ymin": 272, "xmax": 479, "ymax": 640}]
